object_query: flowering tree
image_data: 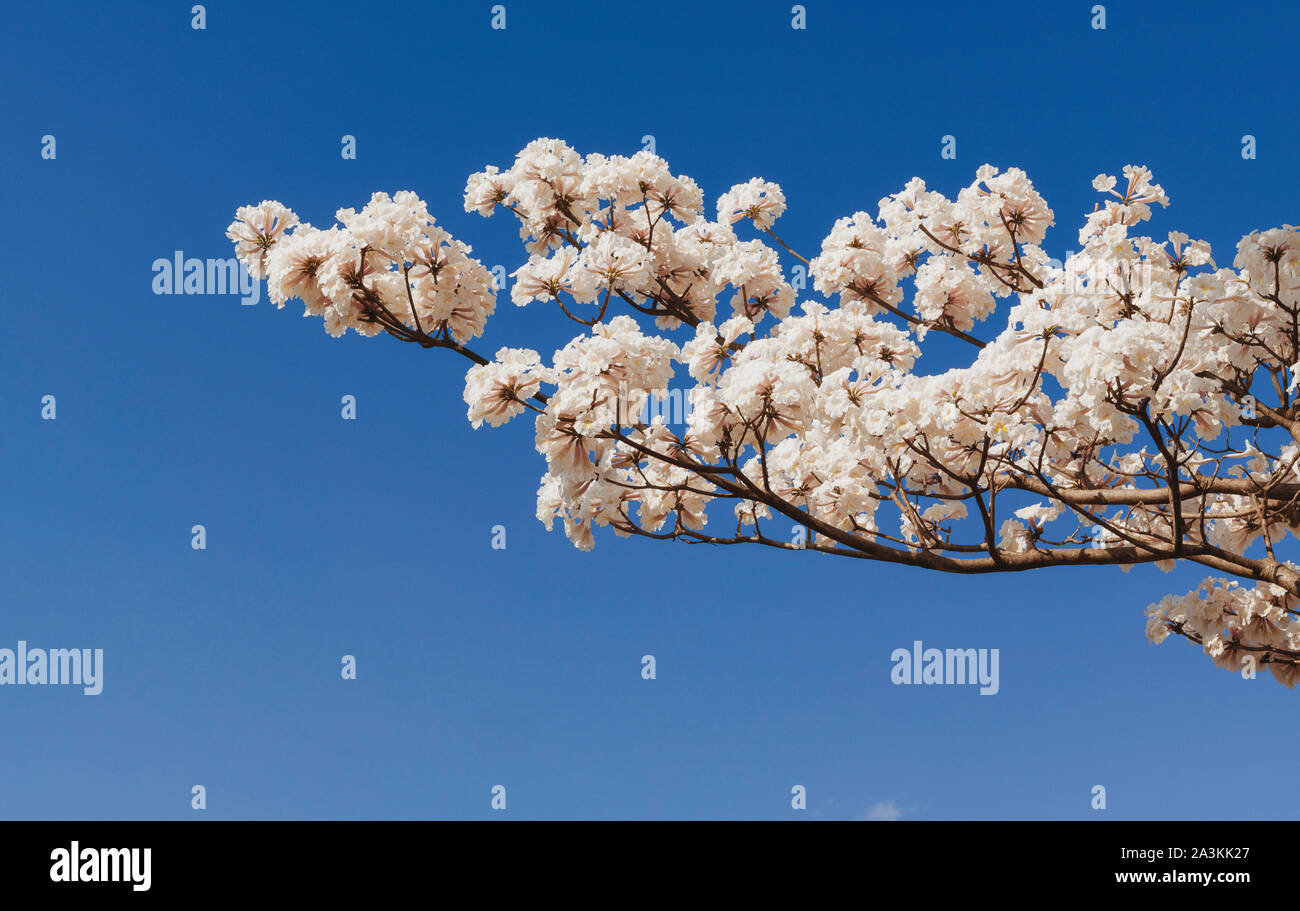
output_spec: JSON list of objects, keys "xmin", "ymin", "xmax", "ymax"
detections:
[{"xmin": 229, "ymin": 139, "xmax": 1300, "ymax": 686}]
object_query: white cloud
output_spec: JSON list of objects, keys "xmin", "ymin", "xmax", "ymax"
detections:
[{"xmin": 860, "ymin": 800, "xmax": 904, "ymax": 821}]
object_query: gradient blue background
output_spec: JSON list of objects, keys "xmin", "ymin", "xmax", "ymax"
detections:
[{"xmin": 2, "ymin": 0, "xmax": 1296, "ymax": 819}]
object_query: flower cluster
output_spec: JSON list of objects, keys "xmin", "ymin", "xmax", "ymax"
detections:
[
  {"xmin": 1145, "ymin": 579, "xmax": 1300, "ymax": 687},
  {"xmin": 228, "ymin": 191, "xmax": 496, "ymax": 343}
]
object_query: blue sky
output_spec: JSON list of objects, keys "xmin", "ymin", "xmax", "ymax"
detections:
[{"xmin": 2, "ymin": 0, "xmax": 1297, "ymax": 820}]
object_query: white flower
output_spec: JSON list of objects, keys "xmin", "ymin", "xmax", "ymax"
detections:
[
  {"xmin": 226, "ymin": 201, "xmax": 298, "ymax": 279},
  {"xmin": 717, "ymin": 178, "xmax": 787, "ymax": 229},
  {"xmin": 464, "ymin": 348, "xmax": 547, "ymax": 429}
]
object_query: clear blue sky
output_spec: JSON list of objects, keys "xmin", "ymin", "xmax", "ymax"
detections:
[{"xmin": 2, "ymin": 0, "xmax": 1296, "ymax": 820}]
